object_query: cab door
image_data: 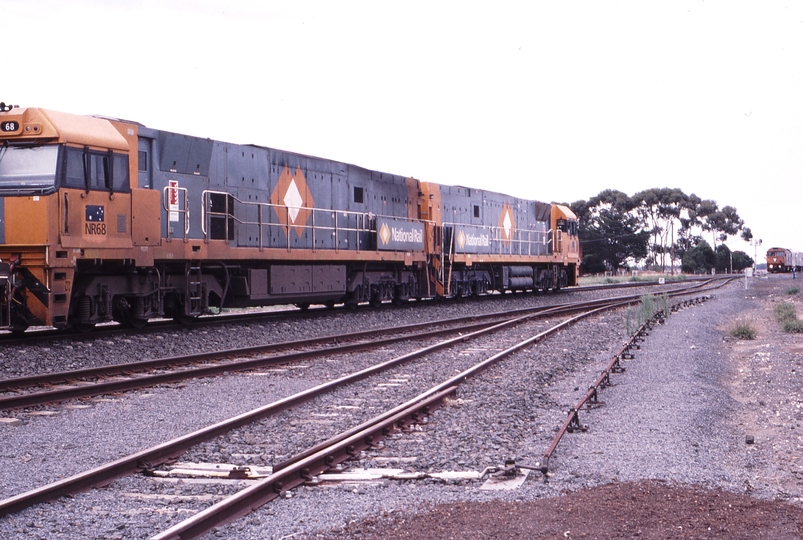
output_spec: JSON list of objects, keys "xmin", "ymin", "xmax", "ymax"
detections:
[{"xmin": 59, "ymin": 147, "xmax": 133, "ymax": 251}]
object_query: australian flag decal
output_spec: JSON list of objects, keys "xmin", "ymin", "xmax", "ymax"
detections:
[{"xmin": 85, "ymin": 205, "xmax": 105, "ymax": 222}]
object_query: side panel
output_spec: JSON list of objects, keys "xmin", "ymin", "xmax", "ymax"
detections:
[
  {"xmin": 59, "ymin": 189, "xmax": 133, "ymax": 249},
  {"xmin": 269, "ymin": 265, "xmax": 346, "ymax": 295},
  {"xmin": 4, "ymin": 195, "xmax": 53, "ymax": 245},
  {"xmin": 131, "ymin": 188, "xmax": 161, "ymax": 247}
]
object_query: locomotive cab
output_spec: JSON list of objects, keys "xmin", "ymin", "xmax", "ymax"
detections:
[
  {"xmin": 0, "ymin": 106, "xmax": 138, "ymax": 330},
  {"xmin": 550, "ymin": 204, "xmax": 579, "ymax": 286}
]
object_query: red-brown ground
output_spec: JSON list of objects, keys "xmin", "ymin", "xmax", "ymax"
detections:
[{"xmin": 327, "ymin": 479, "xmax": 803, "ymax": 539}]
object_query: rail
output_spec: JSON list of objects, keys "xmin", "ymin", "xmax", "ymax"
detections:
[
  {"xmin": 539, "ymin": 295, "xmax": 712, "ymax": 474},
  {"xmin": 0, "ymin": 284, "xmax": 724, "ymax": 527}
]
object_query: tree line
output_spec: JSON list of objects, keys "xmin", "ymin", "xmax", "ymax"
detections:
[{"xmin": 568, "ymin": 187, "xmax": 755, "ymax": 274}]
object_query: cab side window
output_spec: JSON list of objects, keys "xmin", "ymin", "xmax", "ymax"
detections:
[{"xmin": 60, "ymin": 147, "xmax": 130, "ymax": 192}]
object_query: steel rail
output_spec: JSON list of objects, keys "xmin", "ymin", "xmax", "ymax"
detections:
[
  {"xmin": 0, "ymin": 302, "xmax": 580, "ymax": 517},
  {"xmin": 0, "ymin": 277, "xmax": 718, "ymax": 394},
  {"xmin": 156, "ymin": 290, "xmax": 693, "ymax": 539},
  {"xmin": 0, "ymin": 275, "xmax": 725, "ymax": 346},
  {"xmin": 0, "ymin": 319, "xmax": 499, "ymax": 411},
  {"xmin": 0, "ymin": 291, "xmax": 675, "ymax": 410},
  {"xmin": 150, "ymin": 386, "xmax": 459, "ymax": 540},
  {"xmin": 153, "ymin": 283, "xmax": 734, "ymax": 538},
  {"xmin": 539, "ymin": 296, "xmax": 711, "ymax": 473},
  {"xmin": 150, "ymin": 305, "xmax": 625, "ymax": 540},
  {"xmin": 0, "ymin": 296, "xmax": 616, "ymax": 411},
  {"xmin": 0, "ymin": 302, "xmax": 574, "ymax": 393},
  {"xmin": 0, "ymin": 282, "xmax": 727, "ymax": 519}
]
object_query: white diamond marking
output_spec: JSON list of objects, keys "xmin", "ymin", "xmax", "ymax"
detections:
[
  {"xmin": 503, "ymin": 210, "xmax": 512, "ymax": 238},
  {"xmin": 283, "ymin": 179, "xmax": 304, "ymax": 223}
]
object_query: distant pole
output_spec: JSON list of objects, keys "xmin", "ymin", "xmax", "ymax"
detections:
[
  {"xmin": 670, "ymin": 221, "xmax": 675, "ymax": 275},
  {"xmin": 751, "ymin": 238, "xmax": 763, "ymax": 273}
]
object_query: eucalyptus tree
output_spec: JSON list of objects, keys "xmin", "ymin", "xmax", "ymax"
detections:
[
  {"xmin": 631, "ymin": 187, "xmax": 687, "ymax": 271},
  {"xmin": 571, "ymin": 190, "xmax": 649, "ymax": 273}
]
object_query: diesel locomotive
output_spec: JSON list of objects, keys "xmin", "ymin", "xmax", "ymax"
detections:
[
  {"xmin": 766, "ymin": 247, "xmax": 803, "ymax": 273},
  {"xmin": 0, "ymin": 103, "xmax": 579, "ymax": 332}
]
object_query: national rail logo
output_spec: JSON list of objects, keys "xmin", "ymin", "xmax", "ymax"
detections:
[
  {"xmin": 379, "ymin": 223, "xmax": 392, "ymax": 245},
  {"xmin": 270, "ymin": 166, "xmax": 315, "ymax": 238},
  {"xmin": 457, "ymin": 230, "xmax": 466, "ymax": 250},
  {"xmin": 498, "ymin": 203, "xmax": 516, "ymax": 244}
]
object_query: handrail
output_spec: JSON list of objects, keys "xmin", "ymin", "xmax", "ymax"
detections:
[
  {"xmin": 440, "ymin": 221, "xmax": 549, "ymax": 261},
  {"xmin": 199, "ymin": 190, "xmax": 432, "ymax": 251},
  {"xmin": 162, "ymin": 185, "xmax": 190, "ymax": 239}
]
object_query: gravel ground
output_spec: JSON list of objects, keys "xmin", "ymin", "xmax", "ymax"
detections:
[
  {"xmin": 4, "ymin": 278, "xmax": 796, "ymax": 539},
  {"xmin": 307, "ymin": 274, "xmax": 803, "ymax": 540}
]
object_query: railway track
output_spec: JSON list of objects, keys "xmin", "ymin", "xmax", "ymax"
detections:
[
  {"xmin": 0, "ymin": 280, "xmax": 728, "ymax": 532},
  {"xmin": 0, "ymin": 276, "xmax": 723, "ymax": 346},
  {"xmin": 148, "ymin": 294, "xmax": 721, "ymax": 539},
  {"xmin": 0, "ymin": 279, "xmax": 725, "ymax": 412}
]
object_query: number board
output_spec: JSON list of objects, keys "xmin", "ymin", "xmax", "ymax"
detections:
[{"xmin": 0, "ymin": 121, "xmax": 20, "ymax": 133}]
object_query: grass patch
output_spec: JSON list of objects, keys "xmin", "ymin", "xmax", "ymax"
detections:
[
  {"xmin": 774, "ymin": 303, "xmax": 797, "ymax": 323},
  {"xmin": 774, "ymin": 302, "xmax": 803, "ymax": 333},
  {"xmin": 783, "ymin": 318, "xmax": 803, "ymax": 333},
  {"xmin": 786, "ymin": 287, "xmax": 800, "ymax": 295},
  {"xmin": 579, "ymin": 274, "xmax": 688, "ymax": 286},
  {"xmin": 625, "ymin": 294, "xmax": 670, "ymax": 335},
  {"xmin": 730, "ymin": 321, "xmax": 757, "ymax": 340}
]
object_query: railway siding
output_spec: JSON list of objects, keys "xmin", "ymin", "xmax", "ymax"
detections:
[{"xmin": 0, "ymin": 280, "xmax": 773, "ymax": 538}]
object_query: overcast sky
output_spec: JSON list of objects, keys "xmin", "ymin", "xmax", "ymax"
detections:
[{"xmin": 5, "ymin": 0, "xmax": 801, "ymax": 258}]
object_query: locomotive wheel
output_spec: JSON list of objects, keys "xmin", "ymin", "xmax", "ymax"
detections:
[
  {"xmin": 324, "ymin": 301, "xmax": 336, "ymax": 309},
  {"xmin": 125, "ymin": 316, "xmax": 149, "ymax": 329},
  {"xmin": 74, "ymin": 322, "xmax": 96, "ymax": 333},
  {"xmin": 369, "ymin": 292, "xmax": 382, "ymax": 308},
  {"xmin": 174, "ymin": 314, "xmax": 197, "ymax": 325},
  {"xmin": 10, "ymin": 323, "xmax": 29, "ymax": 336},
  {"xmin": 345, "ymin": 286, "xmax": 361, "ymax": 310},
  {"xmin": 392, "ymin": 286, "xmax": 405, "ymax": 306}
]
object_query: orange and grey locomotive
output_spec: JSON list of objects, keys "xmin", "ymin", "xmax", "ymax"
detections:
[{"xmin": 0, "ymin": 103, "xmax": 579, "ymax": 332}]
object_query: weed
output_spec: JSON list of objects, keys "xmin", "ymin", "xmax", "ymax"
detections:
[
  {"xmin": 730, "ymin": 321, "xmax": 757, "ymax": 340},
  {"xmin": 783, "ymin": 318, "xmax": 803, "ymax": 333},
  {"xmin": 639, "ymin": 294, "xmax": 656, "ymax": 321},
  {"xmin": 786, "ymin": 287, "xmax": 800, "ymax": 295},
  {"xmin": 657, "ymin": 294, "xmax": 670, "ymax": 319},
  {"xmin": 774, "ymin": 303, "xmax": 796, "ymax": 323},
  {"xmin": 625, "ymin": 294, "xmax": 667, "ymax": 335},
  {"xmin": 774, "ymin": 302, "xmax": 803, "ymax": 333}
]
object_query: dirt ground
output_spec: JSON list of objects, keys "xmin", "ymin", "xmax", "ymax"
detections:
[{"xmin": 321, "ymin": 276, "xmax": 803, "ymax": 539}]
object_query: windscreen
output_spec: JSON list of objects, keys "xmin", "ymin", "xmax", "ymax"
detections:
[{"xmin": 0, "ymin": 144, "xmax": 59, "ymax": 192}]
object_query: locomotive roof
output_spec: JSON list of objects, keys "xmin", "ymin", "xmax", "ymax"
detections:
[{"xmin": 0, "ymin": 107, "xmax": 129, "ymax": 152}]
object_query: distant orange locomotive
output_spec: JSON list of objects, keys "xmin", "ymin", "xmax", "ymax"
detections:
[
  {"xmin": 0, "ymin": 103, "xmax": 579, "ymax": 332},
  {"xmin": 766, "ymin": 247, "xmax": 803, "ymax": 273}
]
